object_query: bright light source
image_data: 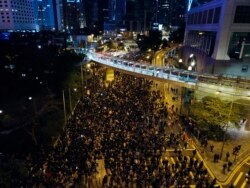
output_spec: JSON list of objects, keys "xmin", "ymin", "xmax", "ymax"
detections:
[
  {"xmin": 178, "ymin": 59, "xmax": 183, "ymax": 63},
  {"xmin": 37, "ymin": 45, "xmax": 42, "ymax": 49},
  {"xmin": 189, "ymin": 54, "xmax": 194, "ymax": 58},
  {"xmin": 74, "ymin": 88, "xmax": 77, "ymax": 92},
  {"xmin": 28, "ymin": 96, "xmax": 32, "ymax": 100},
  {"xmin": 191, "ymin": 61, "xmax": 196, "ymax": 67},
  {"xmin": 87, "ymin": 64, "xmax": 91, "ymax": 68},
  {"xmin": 0, "ymin": 110, "xmax": 3, "ymax": 114},
  {"xmin": 188, "ymin": 66, "xmax": 192, "ymax": 71}
]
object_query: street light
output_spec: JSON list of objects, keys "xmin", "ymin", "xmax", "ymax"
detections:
[
  {"xmin": 62, "ymin": 90, "xmax": 67, "ymax": 123},
  {"xmin": 69, "ymin": 88, "xmax": 78, "ymax": 113},
  {"xmin": 188, "ymin": 54, "xmax": 197, "ymax": 71},
  {"xmin": 28, "ymin": 96, "xmax": 37, "ymax": 117},
  {"xmin": 219, "ymin": 96, "xmax": 234, "ymax": 160}
]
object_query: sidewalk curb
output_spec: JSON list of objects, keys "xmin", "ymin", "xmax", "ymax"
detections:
[{"xmin": 191, "ymin": 135, "xmax": 250, "ymax": 186}]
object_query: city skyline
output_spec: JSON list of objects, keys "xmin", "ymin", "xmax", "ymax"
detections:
[{"xmin": 0, "ymin": 0, "xmax": 188, "ymax": 33}]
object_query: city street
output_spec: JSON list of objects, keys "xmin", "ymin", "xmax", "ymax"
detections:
[{"xmin": 221, "ymin": 157, "xmax": 250, "ymax": 187}]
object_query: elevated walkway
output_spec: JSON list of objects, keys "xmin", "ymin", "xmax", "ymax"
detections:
[{"xmin": 87, "ymin": 52, "xmax": 197, "ymax": 89}]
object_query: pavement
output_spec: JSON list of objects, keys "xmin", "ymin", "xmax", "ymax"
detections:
[
  {"xmin": 188, "ymin": 122, "xmax": 250, "ymax": 186},
  {"xmin": 153, "ymin": 80, "xmax": 250, "ymax": 186}
]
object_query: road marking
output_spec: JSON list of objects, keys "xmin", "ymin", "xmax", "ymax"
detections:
[
  {"xmin": 214, "ymin": 184, "xmax": 221, "ymax": 187},
  {"xmin": 240, "ymin": 179, "xmax": 247, "ymax": 188},
  {"xmin": 165, "ymin": 148, "xmax": 195, "ymax": 151},
  {"xmin": 222, "ymin": 155, "xmax": 250, "ymax": 186},
  {"xmin": 233, "ymin": 172, "xmax": 243, "ymax": 186},
  {"xmin": 171, "ymin": 157, "xmax": 175, "ymax": 164},
  {"xmin": 189, "ymin": 171, "xmax": 194, "ymax": 179}
]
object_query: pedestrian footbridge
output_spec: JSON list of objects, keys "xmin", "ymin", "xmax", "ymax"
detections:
[
  {"xmin": 86, "ymin": 52, "xmax": 250, "ymax": 100},
  {"xmin": 87, "ymin": 52, "xmax": 198, "ymax": 89}
]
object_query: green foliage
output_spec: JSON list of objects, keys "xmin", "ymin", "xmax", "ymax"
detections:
[
  {"xmin": 49, "ymin": 50, "xmax": 83, "ymax": 91},
  {"xmin": 190, "ymin": 96, "xmax": 244, "ymax": 128}
]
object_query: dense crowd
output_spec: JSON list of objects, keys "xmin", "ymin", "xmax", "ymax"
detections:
[{"xmin": 26, "ymin": 65, "xmax": 218, "ymax": 187}]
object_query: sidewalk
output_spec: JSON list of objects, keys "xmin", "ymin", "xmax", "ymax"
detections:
[{"xmin": 190, "ymin": 128, "xmax": 250, "ymax": 183}]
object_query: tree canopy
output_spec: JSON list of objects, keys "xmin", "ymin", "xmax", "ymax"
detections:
[{"xmin": 190, "ymin": 96, "xmax": 245, "ymax": 128}]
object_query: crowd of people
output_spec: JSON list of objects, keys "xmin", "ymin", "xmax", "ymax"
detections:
[{"xmin": 26, "ymin": 65, "xmax": 218, "ymax": 187}]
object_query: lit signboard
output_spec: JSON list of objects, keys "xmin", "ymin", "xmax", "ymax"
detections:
[{"xmin": 67, "ymin": 0, "xmax": 80, "ymax": 2}]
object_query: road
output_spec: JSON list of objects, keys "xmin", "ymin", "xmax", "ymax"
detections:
[{"xmin": 221, "ymin": 157, "xmax": 250, "ymax": 187}]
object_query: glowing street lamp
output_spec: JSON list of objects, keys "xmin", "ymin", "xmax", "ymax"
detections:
[{"xmin": 190, "ymin": 60, "xmax": 196, "ymax": 67}]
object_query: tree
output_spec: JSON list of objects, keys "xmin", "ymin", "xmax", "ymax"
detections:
[{"xmin": 190, "ymin": 96, "xmax": 245, "ymax": 131}]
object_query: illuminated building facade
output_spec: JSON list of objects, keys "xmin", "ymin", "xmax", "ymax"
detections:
[
  {"xmin": 152, "ymin": 0, "xmax": 186, "ymax": 27},
  {"xmin": 183, "ymin": 0, "xmax": 250, "ymax": 78},
  {"xmin": 33, "ymin": 0, "xmax": 55, "ymax": 31},
  {"xmin": 0, "ymin": 0, "xmax": 36, "ymax": 31},
  {"xmin": 64, "ymin": 0, "xmax": 85, "ymax": 33}
]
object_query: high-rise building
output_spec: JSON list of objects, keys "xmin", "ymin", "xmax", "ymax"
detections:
[
  {"xmin": 182, "ymin": 0, "xmax": 250, "ymax": 78},
  {"xmin": 103, "ymin": 0, "xmax": 126, "ymax": 31},
  {"xmin": 33, "ymin": 0, "xmax": 55, "ymax": 31},
  {"xmin": 63, "ymin": 0, "xmax": 85, "ymax": 33},
  {"xmin": 124, "ymin": 0, "xmax": 153, "ymax": 33},
  {"xmin": 189, "ymin": 0, "xmax": 214, "ymax": 9},
  {"xmin": 84, "ymin": 0, "xmax": 100, "ymax": 28},
  {"xmin": 0, "ymin": 0, "xmax": 36, "ymax": 32},
  {"xmin": 109, "ymin": 0, "xmax": 126, "ymax": 24},
  {"xmin": 52, "ymin": 0, "xmax": 63, "ymax": 31},
  {"xmin": 103, "ymin": 0, "xmax": 153, "ymax": 34},
  {"xmin": 152, "ymin": 0, "xmax": 186, "ymax": 27}
]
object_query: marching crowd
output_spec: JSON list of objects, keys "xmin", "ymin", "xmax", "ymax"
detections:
[{"xmin": 26, "ymin": 65, "xmax": 218, "ymax": 187}]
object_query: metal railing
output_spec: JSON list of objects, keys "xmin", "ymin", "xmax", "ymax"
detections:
[
  {"xmin": 86, "ymin": 51, "xmax": 250, "ymax": 90},
  {"xmin": 87, "ymin": 52, "xmax": 198, "ymax": 86}
]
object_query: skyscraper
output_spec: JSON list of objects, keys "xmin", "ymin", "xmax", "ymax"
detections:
[
  {"xmin": 183, "ymin": 0, "xmax": 250, "ymax": 77},
  {"xmin": 125, "ymin": 0, "xmax": 153, "ymax": 33},
  {"xmin": 33, "ymin": 0, "xmax": 55, "ymax": 31},
  {"xmin": 152, "ymin": 0, "xmax": 186, "ymax": 27},
  {"xmin": 189, "ymin": 0, "xmax": 214, "ymax": 9},
  {"xmin": 52, "ymin": 0, "xmax": 63, "ymax": 31},
  {"xmin": 0, "ymin": 0, "xmax": 36, "ymax": 31},
  {"xmin": 109, "ymin": 0, "xmax": 126, "ymax": 24},
  {"xmin": 62, "ymin": 0, "xmax": 85, "ymax": 34},
  {"xmin": 103, "ymin": 0, "xmax": 153, "ymax": 34}
]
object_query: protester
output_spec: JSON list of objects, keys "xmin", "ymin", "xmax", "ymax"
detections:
[{"xmin": 27, "ymin": 66, "xmax": 217, "ymax": 187}]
